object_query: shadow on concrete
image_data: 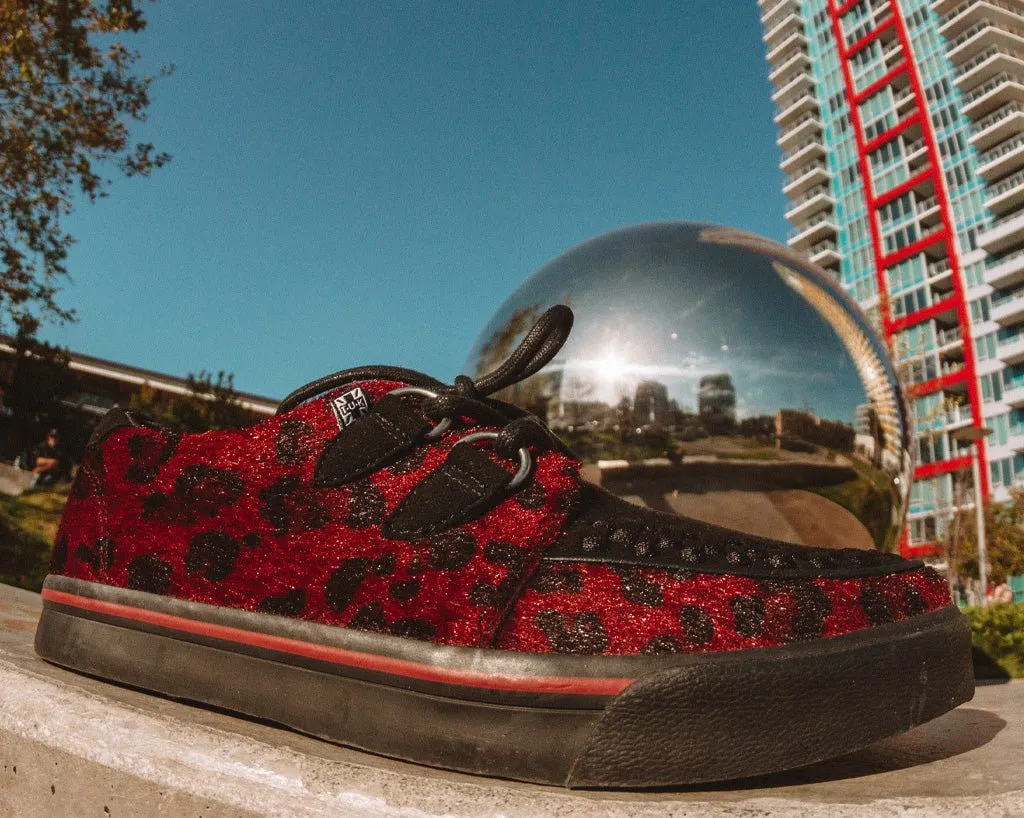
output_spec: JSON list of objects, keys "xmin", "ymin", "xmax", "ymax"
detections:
[
  {"xmin": 972, "ymin": 646, "xmax": 1013, "ymax": 684},
  {"xmin": 670, "ymin": 707, "xmax": 1006, "ymax": 793}
]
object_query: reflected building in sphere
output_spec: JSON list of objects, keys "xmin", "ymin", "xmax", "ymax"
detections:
[
  {"xmin": 698, "ymin": 374, "xmax": 737, "ymax": 425},
  {"xmin": 466, "ymin": 222, "xmax": 913, "ymax": 555},
  {"xmin": 634, "ymin": 380, "xmax": 671, "ymax": 428}
]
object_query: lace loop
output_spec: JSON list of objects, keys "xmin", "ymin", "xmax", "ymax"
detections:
[
  {"xmin": 386, "ymin": 387, "xmax": 452, "ymax": 439},
  {"xmin": 384, "ymin": 306, "xmax": 575, "ymax": 488},
  {"xmin": 470, "ymin": 305, "xmax": 573, "ymax": 396},
  {"xmin": 454, "ymin": 431, "xmax": 532, "ymax": 489}
]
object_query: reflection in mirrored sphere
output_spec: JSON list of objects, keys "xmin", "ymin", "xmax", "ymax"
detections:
[{"xmin": 466, "ymin": 222, "xmax": 911, "ymax": 552}]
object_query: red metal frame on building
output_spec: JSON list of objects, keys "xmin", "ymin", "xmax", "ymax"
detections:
[{"xmin": 827, "ymin": 0, "xmax": 987, "ymax": 558}]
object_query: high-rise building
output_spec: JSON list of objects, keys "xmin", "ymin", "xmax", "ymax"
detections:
[{"xmin": 761, "ymin": 0, "xmax": 1024, "ymax": 555}]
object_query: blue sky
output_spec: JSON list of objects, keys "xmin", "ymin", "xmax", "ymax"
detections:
[{"xmin": 45, "ymin": 1, "xmax": 789, "ymax": 400}]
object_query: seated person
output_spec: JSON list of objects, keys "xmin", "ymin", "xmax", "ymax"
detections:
[{"xmin": 31, "ymin": 429, "xmax": 65, "ymax": 487}]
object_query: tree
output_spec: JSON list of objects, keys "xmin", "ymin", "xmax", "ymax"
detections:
[
  {"xmin": 944, "ymin": 487, "xmax": 1024, "ymax": 586},
  {"xmin": 0, "ymin": 0, "xmax": 169, "ymax": 331},
  {"xmin": 129, "ymin": 370, "xmax": 253, "ymax": 433}
]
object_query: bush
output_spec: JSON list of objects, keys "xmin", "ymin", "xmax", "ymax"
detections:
[
  {"xmin": 966, "ymin": 603, "xmax": 1024, "ymax": 679},
  {"xmin": 0, "ymin": 487, "xmax": 67, "ymax": 593}
]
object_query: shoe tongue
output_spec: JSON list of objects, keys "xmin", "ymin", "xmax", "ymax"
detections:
[{"xmin": 278, "ymin": 365, "xmax": 446, "ymax": 415}]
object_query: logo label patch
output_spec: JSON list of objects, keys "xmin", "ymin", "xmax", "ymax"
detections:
[{"xmin": 331, "ymin": 387, "xmax": 370, "ymax": 429}]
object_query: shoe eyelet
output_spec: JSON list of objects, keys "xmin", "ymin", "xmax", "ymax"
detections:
[
  {"xmin": 453, "ymin": 430, "xmax": 533, "ymax": 489},
  {"xmin": 387, "ymin": 386, "xmax": 452, "ymax": 439}
]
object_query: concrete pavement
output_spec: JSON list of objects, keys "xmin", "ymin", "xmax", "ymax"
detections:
[{"xmin": 1, "ymin": 582, "xmax": 1022, "ymax": 817}]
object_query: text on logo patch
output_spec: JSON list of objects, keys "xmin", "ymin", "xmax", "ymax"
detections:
[{"xmin": 331, "ymin": 387, "xmax": 370, "ymax": 429}]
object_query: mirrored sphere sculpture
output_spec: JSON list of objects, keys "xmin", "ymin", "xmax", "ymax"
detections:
[{"xmin": 465, "ymin": 222, "xmax": 911, "ymax": 552}]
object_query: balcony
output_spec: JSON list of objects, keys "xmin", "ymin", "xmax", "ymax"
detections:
[
  {"xmin": 962, "ymin": 71, "xmax": 1024, "ymax": 118},
  {"xmin": 893, "ymin": 86, "xmax": 916, "ymax": 114},
  {"xmin": 979, "ymin": 207, "xmax": 1024, "ymax": 253},
  {"xmin": 945, "ymin": 407, "xmax": 975, "ymax": 435},
  {"xmin": 764, "ymin": 11, "xmax": 804, "ymax": 50},
  {"xmin": 788, "ymin": 213, "xmax": 837, "ymax": 252},
  {"xmin": 932, "ymin": 0, "xmax": 965, "ymax": 17},
  {"xmin": 785, "ymin": 185, "xmax": 834, "ymax": 222},
  {"xmin": 913, "ymin": 194, "xmax": 943, "ymax": 232},
  {"xmin": 992, "ymin": 288, "xmax": 1024, "ymax": 324},
  {"xmin": 985, "ymin": 246, "xmax": 1024, "ymax": 287},
  {"xmin": 1002, "ymin": 381, "xmax": 1024, "ymax": 406},
  {"xmin": 929, "ymin": 258, "xmax": 955, "ymax": 289},
  {"xmin": 986, "ymin": 166, "xmax": 1024, "ymax": 214},
  {"xmin": 1000, "ymin": 332, "xmax": 1024, "ymax": 364},
  {"xmin": 954, "ymin": 44, "xmax": 1024, "ymax": 93},
  {"xmin": 774, "ymin": 91, "xmax": 818, "ymax": 127},
  {"xmin": 941, "ymin": 360, "xmax": 967, "ymax": 380},
  {"xmin": 761, "ymin": 0, "xmax": 799, "ymax": 30},
  {"xmin": 809, "ymin": 239, "xmax": 841, "ymax": 267},
  {"xmin": 769, "ymin": 50, "xmax": 811, "ymax": 87},
  {"xmin": 766, "ymin": 29, "xmax": 808, "ymax": 65},
  {"xmin": 970, "ymin": 100, "xmax": 1024, "ymax": 150},
  {"xmin": 879, "ymin": 39, "xmax": 905, "ymax": 71},
  {"xmin": 939, "ymin": 0, "xmax": 1024, "ymax": 42},
  {"xmin": 782, "ymin": 159, "xmax": 830, "ymax": 197},
  {"xmin": 870, "ymin": 140, "xmax": 928, "ymax": 190},
  {"xmin": 937, "ymin": 325, "xmax": 964, "ymax": 348},
  {"xmin": 777, "ymin": 112, "xmax": 822, "ymax": 150},
  {"xmin": 1008, "ymin": 427, "xmax": 1024, "ymax": 451},
  {"xmin": 978, "ymin": 133, "xmax": 1024, "ymax": 179},
  {"xmin": 780, "ymin": 137, "xmax": 826, "ymax": 173},
  {"xmin": 905, "ymin": 136, "xmax": 929, "ymax": 167},
  {"xmin": 947, "ymin": 20, "xmax": 1024, "ymax": 66},
  {"xmin": 772, "ymin": 72, "xmax": 816, "ymax": 106}
]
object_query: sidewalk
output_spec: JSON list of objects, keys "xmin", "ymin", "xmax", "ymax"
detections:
[
  {"xmin": 0, "ymin": 462, "xmax": 33, "ymax": 496},
  {"xmin": 1, "ymin": 582, "xmax": 1021, "ymax": 817}
]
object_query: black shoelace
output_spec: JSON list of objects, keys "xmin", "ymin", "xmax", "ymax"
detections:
[{"xmin": 282, "ymin": 305, "xmax": 575, "ymax": 463}]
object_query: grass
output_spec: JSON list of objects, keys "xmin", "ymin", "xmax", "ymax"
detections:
[{"xmin": 0, "ymin": 486, "xmax": 68, "ymax": 593}]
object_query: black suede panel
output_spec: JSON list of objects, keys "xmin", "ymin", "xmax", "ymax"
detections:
[
  {"xmin": 382, "ymin": 444, "xmax": 513, "ymax": 540},
  {"xmin": 312, "ymin": 394, "xmax": 430, "ymax": 487},
  {"xmin": 546, "ymin": 484, "xmax": 917, "ymax": 580}
]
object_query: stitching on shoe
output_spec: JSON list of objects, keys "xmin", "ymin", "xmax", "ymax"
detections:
[{"xmin": 371, "ymin": 410, "xmax": 406, "ymax": 445}]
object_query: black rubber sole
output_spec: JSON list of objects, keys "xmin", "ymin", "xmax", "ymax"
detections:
[{"xmin": 35, "ymin": 575, "xmax": 975, "ymax": 788}]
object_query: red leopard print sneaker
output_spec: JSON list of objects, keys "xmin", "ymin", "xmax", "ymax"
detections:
[{"xmin": 35, "ymin": 306, "xmax": 973, "ymax": 787}]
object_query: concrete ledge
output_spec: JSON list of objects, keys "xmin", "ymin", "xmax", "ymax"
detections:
[
  {"xmin": 0, "ymin": 462, "xmax": 34, "ymax": 496},
  {"xmin": 1, "ymin": 583, "xmax": 1022, "ymax": 817}
]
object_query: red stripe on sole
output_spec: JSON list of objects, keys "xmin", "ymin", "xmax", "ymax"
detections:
[{"xmin": 40, "ymin": 588, "xmax": 633, "ymax": 696}]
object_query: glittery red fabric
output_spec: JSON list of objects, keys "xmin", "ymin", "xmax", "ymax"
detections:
[
  {"xmin": 495, "ymin": 562, "xmax": 952, "ymax": 655},
  {"xmin": 52, "ymin": 376, "xmax": 954, "ymax": 656},
  {"xmin": 52, "ymin": 379, "xmax": 581, "ymax": 648}
]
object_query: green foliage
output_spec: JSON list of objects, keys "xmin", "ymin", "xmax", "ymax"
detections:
[
  {"xmin": 128, "ymin": 370, "xmax": 253, "ymax": 433},
  {"xmin": 966, "ymin": 603, "xmax": 1024, "ymax": 679},
  {"xmin": 0, "ymin": 485, "xmax": 67, "ymax": 592},
  {"xmin": 945, "ymin": 488, "xmax": 1024, "ymax": 585},
  {"xmin": 0, "ymin": 0, "xmax": 170, "ymax": 331}
]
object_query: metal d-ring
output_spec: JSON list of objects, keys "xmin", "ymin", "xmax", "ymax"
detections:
[
  {"xmin": 386, "ymin": 386, "xmax": 452, "ymax": 439},
  {"xmin": 455, "ymin": 430, "xmax": 533, "ymax": 490}
]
